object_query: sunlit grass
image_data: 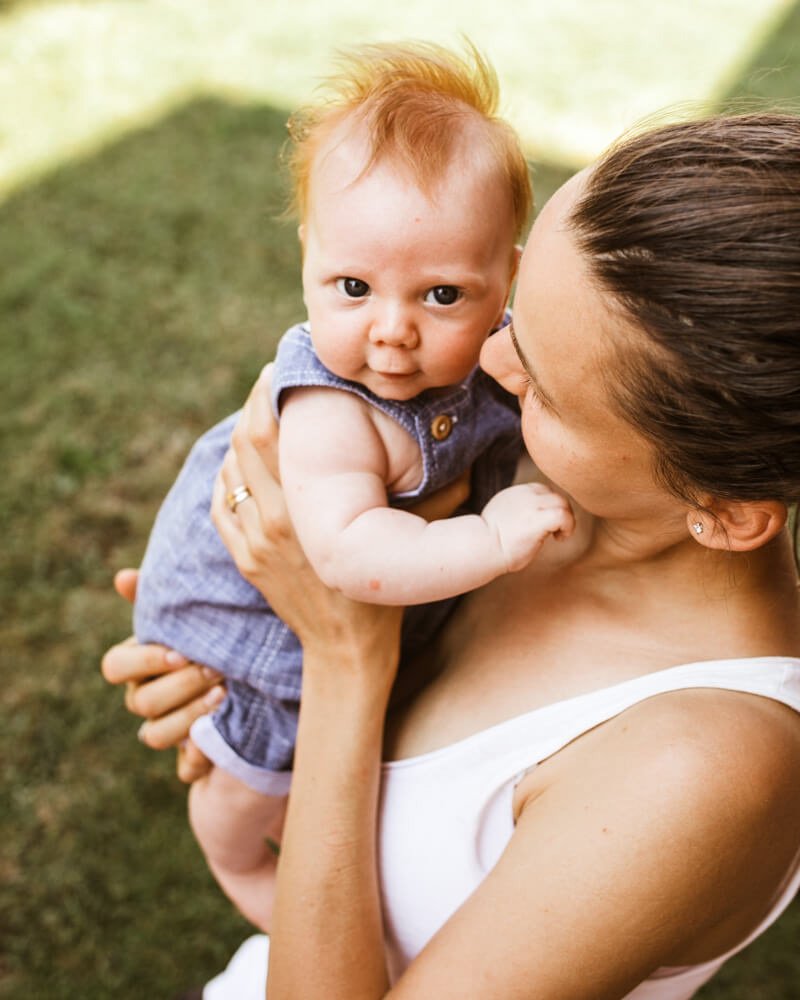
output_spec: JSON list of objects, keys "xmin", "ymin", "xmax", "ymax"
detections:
[{"xmin": 0, "ymin": 0, "xmax": 793, "ymax": 198}]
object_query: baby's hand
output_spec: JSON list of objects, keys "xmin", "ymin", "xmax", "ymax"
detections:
[{"xmin": 481, "ymin": 483, "xmax": 575, "ymax": 572}]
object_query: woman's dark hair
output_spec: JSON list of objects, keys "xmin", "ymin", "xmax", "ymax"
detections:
[{"xmin": 569, "ymin": 112, "xmax": 800, "ymax": 506}]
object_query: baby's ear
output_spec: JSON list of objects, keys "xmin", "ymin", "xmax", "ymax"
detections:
[
  {"xmin": 687, "ymin": 499, "xmax": 787, "ymax": 552},
  {"xmin": 297, "ymin": 223, "xmax": 306, "ymax": 247}
]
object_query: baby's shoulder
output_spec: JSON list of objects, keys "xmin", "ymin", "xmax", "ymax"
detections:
[
  {"xmin": 280, "ymin": 386, "xmax": 422, "ymax": 489},
  {"xmin": 281, "ymin": 385, "xmax": 409, "ymax": 443}
]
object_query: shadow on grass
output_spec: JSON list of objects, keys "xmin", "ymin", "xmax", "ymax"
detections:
[
  {"xmin": 3, "ymin": 6, "xmax": 800, "ymax": 989},
  {"xmin": 0, "ymin": 90, "xmax": 576, "ymax": 1000},
  {"xmin": 0, "ymin": 93, "xmax": 571, "ymax": 998},
  {"xmin": 0, "ymin": 96, "xmax": 300, "ymax": 1000}
]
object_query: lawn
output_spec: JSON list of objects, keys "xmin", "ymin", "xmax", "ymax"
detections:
[{"xmin": 1, "ymin": 2, "xmax": 799, "ymax": 997}]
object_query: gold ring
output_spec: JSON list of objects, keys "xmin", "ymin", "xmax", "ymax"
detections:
[{"xmin": 226, "ymin": 484, "xmax": 252, "ymax": 513}]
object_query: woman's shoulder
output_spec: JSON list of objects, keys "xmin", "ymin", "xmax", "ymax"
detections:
[
  {"xmin": 515, "ymin": 683, "xmax": 800, "ymax": 963},
  {"xmin": 526, "ymin": 681, "xmax": 800, "ymax": 826},
  {"xmin": 610, "ymin": 684, "xmax": 800, "ymax": 792}
]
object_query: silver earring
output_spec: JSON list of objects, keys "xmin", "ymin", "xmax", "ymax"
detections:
[{"xmin": 691, "ymin": 521, "xmax": 704, "ymax": 535}]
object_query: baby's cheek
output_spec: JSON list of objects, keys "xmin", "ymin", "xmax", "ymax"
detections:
[{"xmin": 314, "ymin": 334, "xmax": 362, "ymax": 378}]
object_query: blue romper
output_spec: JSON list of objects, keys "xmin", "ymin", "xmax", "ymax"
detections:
[{"xmin": 134, "ymin": 322, "xmax": 521, "ymax": 793}]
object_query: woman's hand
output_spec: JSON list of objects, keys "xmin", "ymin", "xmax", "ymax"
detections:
[
  {"xmin": 211, "ymin": 365, "xmax": 403, "ymax": 686},
  {"xmin": 100, "ymin": 569, "xmax": 223, "ymax": 782}
]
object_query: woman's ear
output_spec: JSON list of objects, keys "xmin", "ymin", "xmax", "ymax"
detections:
[{"xmin": 687, "ymin": 499, "xmax": 787, "ymax": 552}]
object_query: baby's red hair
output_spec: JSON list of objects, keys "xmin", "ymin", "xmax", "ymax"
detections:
[{"xmin": 285, "ymin": 40, "xmax": 532, "ymax": 240}]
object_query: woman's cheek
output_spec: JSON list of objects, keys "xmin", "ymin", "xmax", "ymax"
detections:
[
  {"xmin": 519, "ymin": 409, "xmax": 543, "ymax": 460},
  {"xmin": 519, "ymin": 407, "xmax": 561, "ymax": 475}
]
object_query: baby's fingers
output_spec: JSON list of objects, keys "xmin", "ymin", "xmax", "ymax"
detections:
[
  {"xmin": 528, "ymin": 492, "xmax": 575, "ymax": 535},
  {"xmin": 545, "ymin": 499, "xmax": 576, "ymax": 540},
  {"xmin": 544, "ymin": 506, "xmax": 576, "ymax": 540}
]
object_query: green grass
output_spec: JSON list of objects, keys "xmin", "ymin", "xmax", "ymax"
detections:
[
  {"xmin": 0, "ymin": 98, "xmax": 295, "ymax": 999},
  {"xmin": 2, "ymin": 2, "xmax": 800, "ymax": 997}
]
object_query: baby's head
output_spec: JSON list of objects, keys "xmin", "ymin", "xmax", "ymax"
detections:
[{"xmin": 285, "ymin": 41, "xmax": 532, "ymax": 399}]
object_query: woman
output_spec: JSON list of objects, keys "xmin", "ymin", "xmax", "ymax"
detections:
[{"xmin": 104, "ymin": 112, "xmax": 800, "ymax": 999}]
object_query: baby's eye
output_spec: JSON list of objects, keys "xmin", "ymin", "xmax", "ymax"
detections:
[
  {"xmin": 425, "ymin": 285, "xmax": 461, "ymax": 306},
  {"xmin": 336, "ymin": 277, "xmax": 370, "ymax": 298}
]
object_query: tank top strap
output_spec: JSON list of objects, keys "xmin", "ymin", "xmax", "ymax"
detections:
[{"xmin": 492, "ymin": 656, "xmax": 800, "ymax": 784}]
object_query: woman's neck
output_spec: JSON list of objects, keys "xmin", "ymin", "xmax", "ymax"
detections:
[
  {"xmin": 384, "ymin": 512, "xmax": 799, "ymax": 761},
  {"xmin": 561, "ymin": 507, "xmax": 800, "ymax": 653}
]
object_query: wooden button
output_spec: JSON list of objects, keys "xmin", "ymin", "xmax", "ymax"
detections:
[{"xmin": 430, "ymin": 414, "xmax": 454, "ymax": 441}]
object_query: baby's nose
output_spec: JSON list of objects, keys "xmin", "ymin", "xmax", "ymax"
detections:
[{"xmin": 370, "ymin": 303, "xmax": 418, "ymax": 347}]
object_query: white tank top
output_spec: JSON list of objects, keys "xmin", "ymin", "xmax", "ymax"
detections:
[{"xmin": 378, "ymin": 656, "xmax": 800, "ymax": 998}]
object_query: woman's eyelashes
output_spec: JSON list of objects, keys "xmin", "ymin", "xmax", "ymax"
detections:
[
  {"xmin": 506, "ymin": 325, "xmax": 550, "ymax": 411},
  {"xmin": 522, "ymin": 374, "xmax": 546, "ymax": 409}
]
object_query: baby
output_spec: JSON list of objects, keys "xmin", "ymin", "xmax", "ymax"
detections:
[{"xmin": 134, "ymin": 41, "xmax": 573, "ymax": 928}]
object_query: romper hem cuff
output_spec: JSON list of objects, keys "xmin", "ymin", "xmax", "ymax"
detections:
[{"xmin": 190, "ymin": 716, "xmax": 293, "ymax": 795}]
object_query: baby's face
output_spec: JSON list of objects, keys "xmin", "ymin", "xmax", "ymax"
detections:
[{"xmin": 299, "ymin": 134, "xmax": 518, "ymax": 401}]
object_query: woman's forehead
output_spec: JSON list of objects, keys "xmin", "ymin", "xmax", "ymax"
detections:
[
  {"xmin": 530, "ymin": 167, "xmax": 590, "ymax": 238},
  {"xmin": 516, "ymin": 184, "xmax": 627, "ymax": 372}
]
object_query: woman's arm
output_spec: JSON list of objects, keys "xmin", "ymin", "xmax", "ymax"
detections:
[{"xmin": 213, "ymin": 370, "xmax": 402, "ymax": 998}]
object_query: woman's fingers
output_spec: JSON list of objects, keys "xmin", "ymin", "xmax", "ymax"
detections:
[
  {"xmin": 104, "ymin": 566, "xmax": 226, "ymax": 775},
  {"xmin": 101, "ymin": 635, "xmax": 189, "ymax": 686},
  {"xmin": 113, "ymin": 567, "xmax": 140, "ymax": 604},
  {"xmin": 213, "ymin": 438, "xmax": 300, "ymax": 591},
  {"xmin": 137, "ymin": 684, "xmax": 226, "ymax": 751},
  {"xmin": 103, "ymin": 632, "xmax": 224, "ymax": 749},
  {"xmin": 124, "ymin": 660, "xmax": 223, "ymax": 719},
  {"xmin": 212, "ymin": 459, "xmax": 269, "ymax": 585},
  {"xmin": 233, "ymin": 363, "xmax": 280, "ymax": 479},
  {"xmin": 227, "ymin": 408, "xmax": 287, "ymax": 534}
]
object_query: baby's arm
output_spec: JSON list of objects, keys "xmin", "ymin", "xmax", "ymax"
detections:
[{"xmin": 279, "ymin": 388, "xmax": 574, "ymax": 604}]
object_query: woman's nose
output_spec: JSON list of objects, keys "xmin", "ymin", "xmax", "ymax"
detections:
[{"xmin": 480, "ymin": 323, "xmax": 521, "ymax": 393}]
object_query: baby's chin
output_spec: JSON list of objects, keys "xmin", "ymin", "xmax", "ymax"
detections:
[{"xmin": 368, "ymin": 373, "xmax": 468, "ymax": 402}]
